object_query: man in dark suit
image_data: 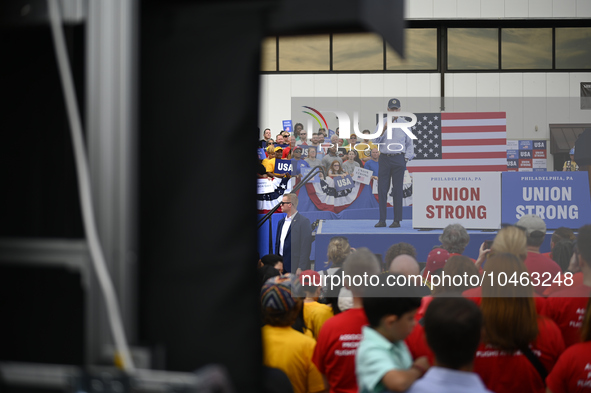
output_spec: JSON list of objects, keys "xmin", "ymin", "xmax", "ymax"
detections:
[{"xmin": 275, "ymin": 193, "xmax": 312, "ymax": 274}]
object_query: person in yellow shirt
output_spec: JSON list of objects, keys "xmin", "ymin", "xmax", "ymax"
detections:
[
  {"xmin": 262, "ymin": 147, "xmax": 288, "ymax": 178},
  {"xmin": 261, "ymin": 274, "xmax": 328, "ymax": 393},
  {"xmin": 358, "ymin": 129, "xmax": 377, "ymax": 163},
  {"xmin": 299, "ymin": 270, "xmax": 334, "ymax": 339},
  {"xmin": 563, "ymin": 147, "xmax": 579, "ymax": 171}
]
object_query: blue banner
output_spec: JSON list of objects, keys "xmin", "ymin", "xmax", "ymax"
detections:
[
  {"xmin": 519, "ymin": 150, "xmax": 533, "ymax": 159},
  {"xmin": 334, "ymin": 175, "xmax": 355, "ymax": 192},
  {"xmin": 533, "ymin": 140, "xmax": 546, "ymax": 150},
  {"xmin": 282, "ymin": 120, "xmax": 292, "ymax": 133},
  {"xmin": 507, "ymin": 159, "xmax": 518, "ymax": 169},
  {"xmin": 291, "ymin": 159, "xmax": 310, "ymax": 176},
  {"xmin": 501, "ymin": 172, "xmax": 591, "ymax": 229},
  {"xmin": 257, "ymin": 148, "xmax": 266, "ymax": 160},
  {"xmin": 274, "ymin": 159, "xmax": 292, "ymax": 174},
  {"xmin": 301, "ymin": 167, "xmax": 320, "ymax": 183},
  {"xmin": 519, "ymin": 140, "xmax": 533, "ymax": 150}
]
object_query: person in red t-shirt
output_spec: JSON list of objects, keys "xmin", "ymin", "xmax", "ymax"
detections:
[
  {"xmin": 407, "ymin": 255, "xmax": 480, "ymax": 364},
  {"xmin": 282, "ymin": 136, "xmax": 297, "ymax": 159},
  {"xmin": 473, "ymin": 253, "xmax": 565, "ymax": 393},
  {"xmin": 546, "ymin": 296, "xmax": 591, "ymax": 393},
  {"xmin": 544, "ymin": 226, "xmax": 591, "ymax": 348},
  {"xmin": 312, "ymin": 248, "xmax": 381, "ymax": 393},
  {"xmin": 516, "ymin": 214, "xmax": 562, "ymax": 296}
]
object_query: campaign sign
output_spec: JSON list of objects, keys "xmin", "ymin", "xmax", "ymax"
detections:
[
  {"xmin": 274, "ymin": 159, "xmax": 292, "ymax": 174},
  {"xmin": 519, "ymin": 150, "xmax": 533, "ymax": 159},
  {"xmin": 328, "ymin": 129, "xmax": 335, "ymax": 138},
  {"xmin": 301, "ymin": 167, "xmax": 320, "ymax": 183},
  {"xmin": 533, "ymin": 150, "xmax": 547, "ymax": 159},
  {"xmin": 533, "ymin": 140, "xmax": 546, "ymax": 150},
  {"xmin": 501, "ymin": 172, "xmax": 591, "ymax": 229},
  {"xmin": 334, "ymin": 175, "xmax": 355, "ymax": 192},
  {"xmin": 412, "ymin": 172, "xmax": 501, "ymax": 229},
  {"xmin": 257, "ymin": 148, "xmax": 266, "ymax": 160},
  {"xmin": 257, "ymin": 179, "xmax": 275, "ymax": 194},
  {"xmin": 352, "ymin": 167, "xmax": 373, "ymax": 185},
  {"xmin": 507, "ymin": 159, "xmax": 518, "ymax": 169},
  {"xmin": 282, "ymin": 120, "xmax": 292, "ymax": 133},
  {"xmin": 292, "ymin": 160, "xmax": 310, "ymax": 176},
  {"xmin": 507, "ymin": 140, "xmax": 519, "ymax": 150},
  {"xmin": 533, "ymin": 159, "xmax": 547, "ymax": 169},
  {"xmin": 519, "ymin": 159, "xmax": 532, "ymax": 168},
  {"xmin": 533, "ymin": 168, "xmax": 546, "ymax": 172},
  {"xmin": 507, "ymin": 150, "xmax": 519, "ymax": 159},
  {"xmin": 519, "ymin": 140, "xmax": 532, "ymax": 150}
]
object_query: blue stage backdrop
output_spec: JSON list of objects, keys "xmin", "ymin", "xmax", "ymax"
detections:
[{"xmin": 502, "ymin": 171, "xmax": 591, "ymax": 229}]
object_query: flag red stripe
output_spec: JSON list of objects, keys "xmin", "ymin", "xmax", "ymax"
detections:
[
  {"xmin": 408, "ymin": 165, "xmax": 508, "ymax": 173},
  {"xmin": 441, "ymin": 112, "xmax": 506, "ymax": 120},
  {"xmin": 442, "ymin": 126, "xmax": 506, "ymax": 133},
  {"xmin": 442, "ymin": 152, "xmax": 507, "ymax": 159},
  {"xmin": 442, "ymin": 139, "xmax": 506, "ymax": 146}
]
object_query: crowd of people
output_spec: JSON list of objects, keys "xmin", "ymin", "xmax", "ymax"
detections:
[
  {"xmin": 258, "ymin": 126, "xmax": 381, "ymax": 181},
  {"xmin": 257, "ymin": 213, "xmax": 590, "ymax": 393},
  {"xmin": 259, "ymin": 98, "xmax": 415, "ymax": 229}
]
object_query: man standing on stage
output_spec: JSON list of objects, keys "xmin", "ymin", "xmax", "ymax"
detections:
[{"xmin": 374, "ymin": 98, "xmax": 414, "ymax": 228}]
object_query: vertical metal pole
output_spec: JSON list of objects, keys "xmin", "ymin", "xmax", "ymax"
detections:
[{"xmin": 86, "ymin": 0, "xmax": 138, "ymax": 364}]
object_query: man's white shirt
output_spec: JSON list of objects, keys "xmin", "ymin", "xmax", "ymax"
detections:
[{"xmin": 279, "ymin": 212, "xmax": 296, "ymax": 255}]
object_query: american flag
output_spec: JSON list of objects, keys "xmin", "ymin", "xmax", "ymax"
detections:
[{"xmin": 406, "ymin": 112, "xmax": 507, "ymax": 173}]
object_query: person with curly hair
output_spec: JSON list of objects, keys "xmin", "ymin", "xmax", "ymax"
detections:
[{"xmin": 439, "ymin": 223, "xmax": 471, "ymax": 256}]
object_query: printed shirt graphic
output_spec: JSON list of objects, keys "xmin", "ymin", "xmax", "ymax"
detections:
[{"xmin": 407, "ymin": 112, "xmax": 507, "ymax": 173}]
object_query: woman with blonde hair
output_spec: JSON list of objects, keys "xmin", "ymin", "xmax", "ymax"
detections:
[
  {"xmin": 319, "ymin": 236, "xmax": 353, "ymax": 314},
  {"xmin": 475, "ymin": 225, "xmax": 528, "ymax": 269},
  {"xmin": 323, "ymin": 236, "xmax": 352, "ymax": 273},
  {"xmin": 466, "ymin": 226, "xmax": 545, "ymax": 313},
  {"xmin": 473, "ymin": 253, "xmax": 565, "ymax": 393}
]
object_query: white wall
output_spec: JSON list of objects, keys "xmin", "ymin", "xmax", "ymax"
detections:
[
  {"xmin": 259, "ymin": 72, "xmax": 591, "ymax": 169},
  {"xmin": 405, "ymin": 0, "xmax": 591, "ymax": 19}
]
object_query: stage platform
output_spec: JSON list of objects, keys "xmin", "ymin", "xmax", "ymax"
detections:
[
  {"xmin": 257, "ymin": 213, "xmax": 553, "ymax": 272},
  {"xmin": 313, "ymin": 219, "xmax": 553, "ymax": 271}
]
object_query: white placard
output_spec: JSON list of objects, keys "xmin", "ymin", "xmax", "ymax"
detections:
[
  {"xmin": 352, "ymin": 167, "xmax": 373, "ymax": 185},
  {"xmin": 257, "ymin": 178, "xmax": 275, "ymax": 194},
  {"xmin": 372, "ymin": 178, "xmax": 379, "ymax": 194},
  {"xmin": 412, "ymin": 172, "xmax": 501, "ymax": 229},
  {"xmin": 506, "ymin": 140, "xmax": 519, "ymax": 150},
  {"xmin": 532, "ymin": 158, "xmax": 547, "ymax": 169}
]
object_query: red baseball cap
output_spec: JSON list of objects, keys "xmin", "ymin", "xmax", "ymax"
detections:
[
  {"xmin": 299, "ymin": 270, "xmax": 321, "ymax": 287},
  {"xmin": 423, "ymin": 248, "xmax": 450, "ymax": 279}
]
